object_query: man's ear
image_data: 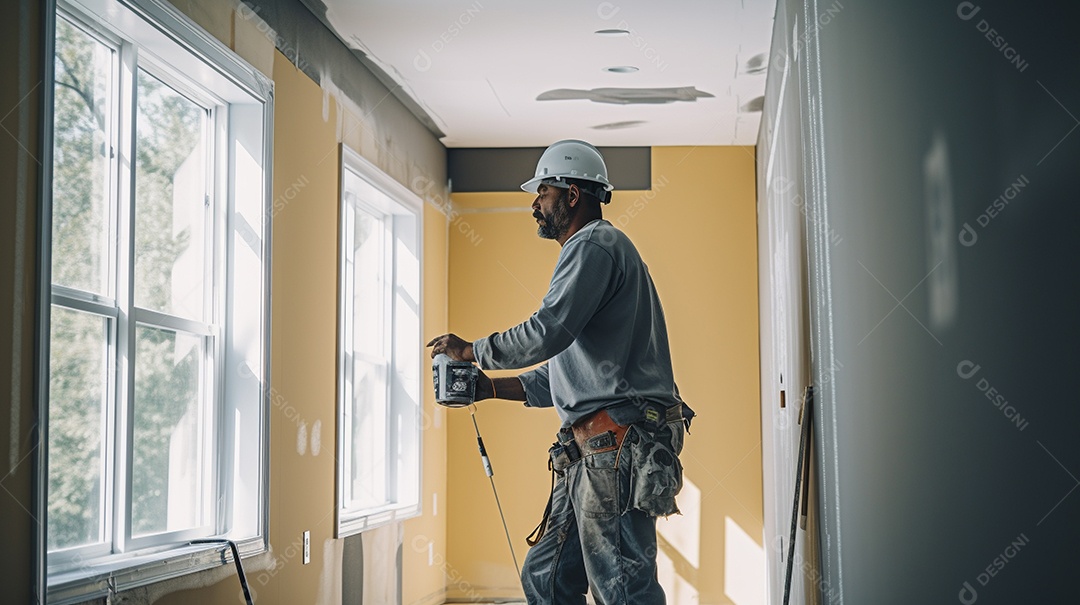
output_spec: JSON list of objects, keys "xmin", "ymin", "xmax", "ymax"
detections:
[{"xmin": 567, "ymin": 184, "xmax": 581, "ymax": 208}]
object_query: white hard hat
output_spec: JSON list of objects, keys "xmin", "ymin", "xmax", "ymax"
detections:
[{"xmin": 521, "ymin": 139, "xmax": 614, "ymax": 200}]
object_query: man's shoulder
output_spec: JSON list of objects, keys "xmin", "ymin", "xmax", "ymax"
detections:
[
  {"xmin": 575, "ymin": 220, "xmax": 631, "ymax": 250},
  {"xmin": 560, "ymin": 221, "xmax": 647, "ymax": 276}
]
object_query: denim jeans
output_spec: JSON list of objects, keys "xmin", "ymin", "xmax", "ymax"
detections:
[{"xmin": 521, "ymin": 419, "xmax": 685, "ymax": 605}]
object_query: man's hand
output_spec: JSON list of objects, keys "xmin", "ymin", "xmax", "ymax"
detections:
[{"xmin": 426, "ymin": 333, "xmax": 475, "ymax": 361}]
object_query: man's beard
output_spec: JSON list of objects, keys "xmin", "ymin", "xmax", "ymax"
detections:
[{"xmin": 535, "ymin": 192, "xmax": 573, "ymax": 240}]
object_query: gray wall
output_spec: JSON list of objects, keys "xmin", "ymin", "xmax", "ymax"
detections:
[
  {"xmin": 447, "ymin": 147, "xmax": 651, "ymax": 192},
  {"xmin": 1, "ymin": 0, "xmax": 46, "ymax": 602},
  {"xmin": 784, "ymin": 0, "xmax": 1080, "ymax": 602}
]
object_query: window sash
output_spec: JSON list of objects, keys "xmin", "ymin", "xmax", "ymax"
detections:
[
  {"xmin": 126, "ymin": 323, "xmax": 216, "ymax": 546},
  {"xmin": 51, "ymin": 12, "xmax": 120, "ymax": 300},
  {"xmin": 49, "ymin": 8, "xmax": 125, "ymax": 564},
  {"xmin": 341, "ymin": 202, "xmax": 394, "ymax": 515},
  {"xmin": 45, "ymin": 304, "xmax": 115, "ymax": 558},
  {"xmin": 131, "ymin": 64, "xmax": 215, "ymax": 324},
  {"xmin": 116, "ymin": 42, "xmax": 222, "ymax": 556}
]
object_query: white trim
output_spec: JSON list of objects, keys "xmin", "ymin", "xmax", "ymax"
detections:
[
  {"xmin": 114, "ymin": 24, "xmax": 137, "ymax": 559},
  {"xmin": 48, "ymin": 536, "xmax": 265, "ymax": 605},
  {"xmin": 51, "ymin": 289, "xmax": 118, "ymax": 317},
  {"xmin": 132, "ymin": 307, "xmax": 215, "ymax": 337},
  {"xmin": 341, "ymin": 145, "xmax": 425, "ymax": 215},
  {"xmin": 336, "ymin": 144, "xmax": 425, "ymax": 538},
  {"xmin": 338, "ymin": 501, "xmax": 423, "ymax": 537}
]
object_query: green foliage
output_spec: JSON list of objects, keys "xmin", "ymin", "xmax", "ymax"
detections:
[
  {"xmin": 131, "ymin": 327, "xmax": 200, "ymax": 536},
  {"xmin": 49, "ymin": 16, "xmax": 208, "ymax": 549},
  {"xmin": 48, "ymin": 17, "xmax": 108, "ymax": 552},
  {"xmin": 47, "ymin": 307, "xmax": 104, "ymax": 550}
]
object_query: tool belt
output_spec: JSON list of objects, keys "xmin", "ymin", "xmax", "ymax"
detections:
[
  {"xmin": 526, "ymin": 404, "xmax": 683, "ymax": 546},
  {"xmin": 547, "ymin": 409, "xmax": 628, "ymax": 473},
  {"xmin": 549, "ymin": 404, "xmax": 683, "ymax": 472}
]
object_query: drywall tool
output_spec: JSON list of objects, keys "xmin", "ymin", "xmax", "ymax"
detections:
[
  {"xmin": 469, "ymin": 404, "xmax": 521, "ymax": 580},
  {"xmin": 783, "ymin": 385, "xmax": 814, "ymax": 605},
  {"xmin": 190, "ymin": 538, "xmax": 253, "ymax": 605},
  {"xmin": 432, "ymin": 354, "xmax": 521, "ymax": 580}
]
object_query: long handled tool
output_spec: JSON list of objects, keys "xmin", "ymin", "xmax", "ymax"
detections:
[
  {"xmin": 782, "ymin": 385, "xmax": 814, "ymax": 605},
  {"xmin": 433, "ymin": 354, "xmax": 522, "ymax": 580},
  {"xmin": 468, "ymin": 404, "xmax": 522, "ymax": 580},
  {"xmin": 190, "ymin": 539, "xmax": 253, "ymax": 605}
]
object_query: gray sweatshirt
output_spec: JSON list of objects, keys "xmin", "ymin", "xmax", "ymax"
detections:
[{"xmin": 472, "ymin": 219, "xmax": 681, "ymax": 427}]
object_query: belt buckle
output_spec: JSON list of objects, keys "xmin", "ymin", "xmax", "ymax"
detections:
[{"xmin": 587, "ymin": 430, "xmax": 617, "ymax": 452}]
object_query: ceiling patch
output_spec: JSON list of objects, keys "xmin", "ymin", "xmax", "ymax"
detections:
[
  {"xmin": 740, "ymin": 95, "xmax": 765, "ymax": 112},
  {"xmin": 590, "ymin": 120, "xmax": 648, "ymax": 130},
  {"xmin": 536, "ymin": 86, "xmax": 715, "ymax": 105},
  {"xmin": 744, "ymin": 53, "xmax": 769, "ymax": 75}
]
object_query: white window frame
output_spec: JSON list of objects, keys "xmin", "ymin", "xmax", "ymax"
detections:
[
  {"xmin": 42, "ymin": 0, "xmax": 273, "ymax": 602},
  {"xmin": 336, "ymin": 145, "xmax": 424, "ymax": 537}
]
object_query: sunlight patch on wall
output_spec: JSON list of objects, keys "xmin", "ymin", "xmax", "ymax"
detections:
[
  {"xmin": 724, "ymin": 516, "xmax": 766, "ymax": 605},
  {"xmin": 657, "ymin": 548, "xmax": 700, "ymax": 605},
  {"xmin": 658, "ymin": 476, "xmax": 702, "ymax": 568}
]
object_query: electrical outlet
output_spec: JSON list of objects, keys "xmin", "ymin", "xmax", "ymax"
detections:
[{"xmin": 303, "ymin": 530, "xmax": 311, "ymax": 564}]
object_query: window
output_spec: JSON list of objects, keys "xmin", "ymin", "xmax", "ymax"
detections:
[
  {"xmin": 45, "ymin": 0, "xmax": 271, "ymax": 600},
  {"xmin": 337, "ymin": 146, "xmax": 423, "ymax": 536}
]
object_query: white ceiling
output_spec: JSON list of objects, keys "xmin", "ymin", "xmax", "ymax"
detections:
[{"xmin": 316, "ymin": 0, "xmax": 776, "ymax": 148}]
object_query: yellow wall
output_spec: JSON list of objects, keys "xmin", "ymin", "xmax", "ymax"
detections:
[
  {"xmin": 445, "ymin": 146, "xmax": 763, "ymax": 604},
  {"xmin": 402, "ymin": 201, "xmax": 450, "ymax": 605},
  {"xmin": 149, "ymin": 4, "xmax": 450, "ymax": 604}
]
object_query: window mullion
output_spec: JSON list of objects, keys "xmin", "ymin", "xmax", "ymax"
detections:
[
  {"xmin": 101, "ymin": 307, "xmax": 118, "ymax": 554},
  {"xmin": 384, "ymin": 216, "xmax": 397, "ymax": 506},
  {"xmin": 377, "ymin": 210, "xmax": 391, "ymax": 510},
  {"xmin": 201, "ymin": 331, "xmax": 215, "ymax": 533},
  {"xmin": 112, "ymin": 38, "xmax": 139, "ymax": 556},
  {"xmin": 340, "ymin": 202, "xmax": 355, "ymax": 512},
  {"xmin": 209, "ymin": 105, "xmax": 227, "ymax": 535},
  {"xmin": 203, "ymin": 102, "xmax": 221, "ymax": 536},
  {"xmin": 102, "ymin": 31, "xmax": 122, "ymax": 558},
  {"xmin": 105, "ymin": 18, "xmax": 120, "ymax": 318}
]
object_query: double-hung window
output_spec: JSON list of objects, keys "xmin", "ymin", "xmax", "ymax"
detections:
[
  {"xmin": 336, "ymin": 147, "xmax": 423, "ymax": 536},
  {"xmin": 45, "ymin": 0, "xmax": 272, "ymax": 600}
]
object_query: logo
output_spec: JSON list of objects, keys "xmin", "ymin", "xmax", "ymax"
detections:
[{"xmin": 958, "ymin": 581, "xmax": 978, "ymax": 604}]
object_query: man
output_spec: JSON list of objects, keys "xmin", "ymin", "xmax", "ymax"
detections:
[{"xmin": 428, "ymin": 139, "xmax": 691, "ymax": 605}]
